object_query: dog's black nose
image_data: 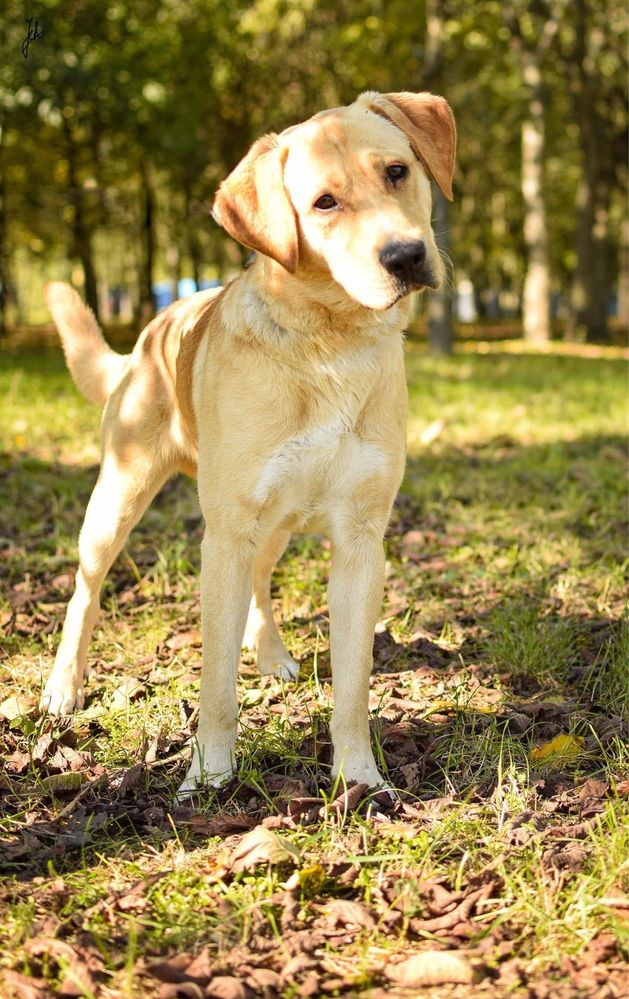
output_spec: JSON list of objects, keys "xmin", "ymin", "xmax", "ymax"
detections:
[{"xmin": 379, "ymin": 240, "xmax": 428, "ymax": 286}]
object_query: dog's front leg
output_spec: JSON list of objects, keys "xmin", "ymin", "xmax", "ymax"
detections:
[
  {"xmin": 328, "ymin": 526, "xmax": 387, "ymax": 788},
  {"xmin": 178, "ymin": 528, "xmax": 253, "ymax": 799}
]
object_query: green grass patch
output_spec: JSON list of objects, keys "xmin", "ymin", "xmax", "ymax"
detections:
[{"xmin": 0, "ymin": 340, "xmax": 627, "ymax": 996}]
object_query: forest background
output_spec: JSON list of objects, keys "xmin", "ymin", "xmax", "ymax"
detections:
[{"xmin": 0, "ymin": 0, "xmax": 627, "ymax": 351}]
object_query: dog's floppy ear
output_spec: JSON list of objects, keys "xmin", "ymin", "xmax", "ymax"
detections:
[
  {"xmin": 212, "ymin": 134, "xmax": 298, "ymax": 273},
  {"xmin": 361, "ymin": 91, "xmax": 456, "ymax": 201}
]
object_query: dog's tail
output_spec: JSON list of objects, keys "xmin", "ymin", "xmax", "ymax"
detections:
[{"xmin": 44, "ymin": 282, "xmax": 130, "ymax": 406}]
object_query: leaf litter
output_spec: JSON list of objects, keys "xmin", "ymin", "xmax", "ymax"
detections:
[{"xmin": 2, "ymin": 397, "xmax": 628, "ymax": 997}]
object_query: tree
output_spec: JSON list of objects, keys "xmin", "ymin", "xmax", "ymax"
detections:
[
  {"xmin": 503, "ymin": 4, "xmax": 559, "ymax": 344},
  {"xmin": 564, "ymin": 0, "xmax": 628, "ymax": 340}
]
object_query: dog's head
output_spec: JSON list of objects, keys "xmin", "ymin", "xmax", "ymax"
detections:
[{"xmin": 212, "ymin": 91, "xmax": 456, "ymax": 311}]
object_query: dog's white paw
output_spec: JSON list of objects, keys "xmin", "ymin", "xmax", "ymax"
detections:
[
  {"xmin": 176, "ymin": 755, "xmax": 236, "ymax": 804},
  {"xmin": 332, "ymin": 754, "xmax": 387, "ymax": 790},
  {"xmin": 258, "ymin": 648, "xmax": 300, "ymax": 681},
  {"xmin": 40, "ymin": 674, "xmax": 84, "ymax": 715}
]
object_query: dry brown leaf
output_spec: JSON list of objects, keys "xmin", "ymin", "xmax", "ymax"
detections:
[
  {"xmin": 109, "ymin": 677, "xmax": 145, "ymax": 711},
  {"xmin": 324, "ymin": 898, "xmax": 375, "ymax": 929},
  {"xmin": 58, "ymin": 964, "xmax": 96, "ymax": 998},
  {"xmin": 246, "ymin": 968, "xmax": 281, "ymax": 991},
  {"xmin": 325, "ymin": 782, "xmax": 369, "ymax": 815},
  {"xmin": 166, "ymin": 630, "xmax": 202, "ymax": 651},
  {"xmin": 1, "ymin": 969, "xmax": 49, "ymax": 999},
  {"xmin": 410, "ymin": 882, "xmax": 496, "ymax": 933},
  {"xmin": 146, "ymin": 954, "xmax": 195, "ymax": 983},
  {"xmin": 374, "ymin": 820, "xmax": 417, "ymax": 839},
  {"xmin": 181, "ymin": 812, "xmax": 256, "ymax": 838},
  {"xmin": 158, "ymin": 984, "xmax": 204, "ymax": 999},
  {"xmin": 206, "ymin": 976, "xmax": 246, "ymax": 999},
  {"xmin": 182, "ymin": 950, "xmax": 213, "ymax": 982},
  {"xmin": 115, "ymin": 763, "xmax": 145, "ymax": 796},
  {"xmin": 228, "ymin": 825, "xmax": 299, "ymax": 873},
  {"xmin": 0, "ymin": 695, "xmax": 34, "ymax": 721},
  {"xmin": 385, "ymin": 950, "xmax": 485, "ymax": 986}
]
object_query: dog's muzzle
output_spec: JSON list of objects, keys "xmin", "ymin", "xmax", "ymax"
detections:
[{"xmin": 379, "ymin": 239, "xmax": 436, "ymax": 289}]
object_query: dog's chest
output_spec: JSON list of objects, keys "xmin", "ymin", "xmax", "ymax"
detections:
[{"xmin": 253, "ymin": 412, "xmax": 386, "ymax": 529}]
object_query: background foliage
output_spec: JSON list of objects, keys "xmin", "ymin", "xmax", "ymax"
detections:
[{"xmin": 0, "ymin": 0, "xmax": 627, "ymax": 341}]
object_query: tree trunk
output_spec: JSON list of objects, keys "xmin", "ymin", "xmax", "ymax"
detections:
[
  {"xmin": 569, "ymin": 93, "xmax": 614, "ymax": 341},
  {"xmin": 427, "ymin": 185, "xmax": 454, "ymax": 354},
  {"xmin": 617, "ymin": 214, "xmax": 629, "ymax": 331},
  {"xmin": 63, "ymin": 119, "xmax": 99, "ymax": 321},
  {"xmin": 139, "ymin": 160, "xmax": 156, "ymax": 320},
  {"xmin": 185, "ymin": 183, "xmax": 201, "ymax": 290},
  {"xmin": 0, "ymin": 121, "xmax": 8, "ymax": 337},
  {"xmin": 568, "ymin": 0, "xmax": 614, "ymax": 342},
  {"xmin": 521, "ymin": 57, "xmax": 551, "ymax": 344},
  {"xmin": 571, "ymin": 166, "xmax": 612, "ymax": 340}
]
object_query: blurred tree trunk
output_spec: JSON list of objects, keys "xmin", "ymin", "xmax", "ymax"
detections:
[
  {"xmin": 617, "ymin": 215, "xmax": 629, "ymax": 331},
  {"xmin": 139, "ymin": 160, "xmax": 156, "ymax": 320},
  {"xmin": 521, "ymin": 73, "xmax": 551, "ymax": 344},
  {"xmin": 571, "ymin": 166, "xmax": 612, "ymax": 340},
  {"xmin": 506, "ymin": 8, "xmax": 555, "ymax": 344},
  {"xmin": 185, "ymin": 182, "xmax": 201, "ymax": 289},
  {"xmin": 424, "ymin": 0, "xmax": 454, "ymax": 354},
  {"xmin": 427, "ymin": 186, "xmax": 453, "ymax": 354},
  {"xmin": 0, "ymin": 122, "xmax": 8, "ymax": 337},
  {"xmin": 567, "ymin": 0, "xmax": 615, "ymax": 341},
  {"xmin": 63, "ymin": 118, "xmax": 99, "ymax": 321}
]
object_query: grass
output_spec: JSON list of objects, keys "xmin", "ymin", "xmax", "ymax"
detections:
[{"xmin": 0, "ymin": 335, "xmax": 627, "ymax": 997}]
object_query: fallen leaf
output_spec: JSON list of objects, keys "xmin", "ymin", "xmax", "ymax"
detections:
[
  {"xmin": 385, "ymin": 951, "xmax": 484, "ymax": 986},
  {"xmin": 39, "ymin": 772, "xmax": 86, "ymax": 795},
  {"xmin": 228, "ymin": 825, "xmax": 299, "ymax": 873},
  {"xmin": 115, "ymin": 763, "xmax": 145, "ymax": 795},
  {"xmin": 530, "ymin": 733, "xmax": 585, "ymax": 765},
  {"xmin": 206, "ymin": 976, "xmax": 246, "ymax": 998},
  {"xmin": 157, "ymin": 984, "xmax": 205, "ymax": 999},
  {"xmin": 246, "ymin": 968, "xmax": 281, "ymax": 991},
  {"xmin": 109, "ymin": 678, "xmax": 145, "ymax": 711},
  {"xmin": 542, "ymin": 844, "xmax": 588, "ymax": 871},
  {"xmin": 1, "ymin": 969, "xmax": 49, "ymax": 999},
  {"xmin": 146, "ymin": 954, "xmax": 194, "ymax": 984},
  {"xmin": 0, "ymin": 695, "xmax": 34, "ymax": 721},
  {"xmin": 324, "ymin": 783, "xmax": 369, "ymax": 817},
  {"xmin": 410, "ymin": 882, "xmax": 496, "ymax": 933},
  {"xmin": 180, "ymin": 812, "xmax": 256, "ymax": 838},
  {"xmin": 324, "ymin": 898, "xmax": 375, "ymax": 929},
  {"xmin": 58, "ymin": 964, "xmax": 96, "ymax": 997},
  {"xmin": 599, "ymin": 887, "xmax": 629, "ymax": 919},
  {"xmin": 166, "ymin": 630, "xmax": 202, "ymax": 651}
]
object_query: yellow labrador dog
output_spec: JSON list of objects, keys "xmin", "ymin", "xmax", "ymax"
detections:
[{"xmin": 40, "ymin": 90, "xmax": 456, "ymax": 798}]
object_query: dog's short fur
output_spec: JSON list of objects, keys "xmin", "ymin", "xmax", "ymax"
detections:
[{"xmin": 40, "ymin": 91, "xmax": 456, "ymax": 797}]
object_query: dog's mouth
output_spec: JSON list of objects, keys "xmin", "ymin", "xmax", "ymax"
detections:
[{"xmin": 369, "ymin": 270, "xmax": 440, "ymax": 312}]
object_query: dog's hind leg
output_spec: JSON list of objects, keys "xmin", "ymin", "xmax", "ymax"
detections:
[
  {"xmin": 40, "ymin": 455, "xmax": 171, "ymax": 714},
  {"xmin": 242, "ymin": 529, "xmax": 299, "ymax": 680}
]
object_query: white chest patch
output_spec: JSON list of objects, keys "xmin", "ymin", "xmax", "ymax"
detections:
[
  {"xmin": 253, "ymin": 420, "xmax": 387, "ymax": 515},
  {"xmin": 253, "ymin": 418, "xmax": 345, "ymax": 506}
]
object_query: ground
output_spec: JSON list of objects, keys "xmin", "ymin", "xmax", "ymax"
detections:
[{"xmin": 0, "ymin": 335, "xmax": 627, "ymax": 999}]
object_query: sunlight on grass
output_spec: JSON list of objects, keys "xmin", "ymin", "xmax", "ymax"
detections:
[{"xmin": 1, "ymin": 342, "xmax": 627, "ymax": 995}]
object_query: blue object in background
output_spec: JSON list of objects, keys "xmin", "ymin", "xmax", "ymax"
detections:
[
  {"xmin": 178, "ymin": 277, "xmax": 197, "ymax": 299},
  {"xmin": 152, "ymin": 277, "xmax": 222, "ymax": 312},
  {"xmin": 152, "ymin": 282, "xmax": 173, "ymax": 312}
]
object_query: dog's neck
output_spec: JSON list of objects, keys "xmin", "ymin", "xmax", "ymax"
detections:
[{"xmin": 241, "ymin": 255, "xmax": 410, "ymax": 360}]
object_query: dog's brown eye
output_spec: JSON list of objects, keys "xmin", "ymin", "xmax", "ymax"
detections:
[
  {"xmin": 386, "ymin": 164, "xmax": 408, "ymax": 184},
  {"xmin": 314, "ymin": 194, "xmax": 338, "ymax": 211}
]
